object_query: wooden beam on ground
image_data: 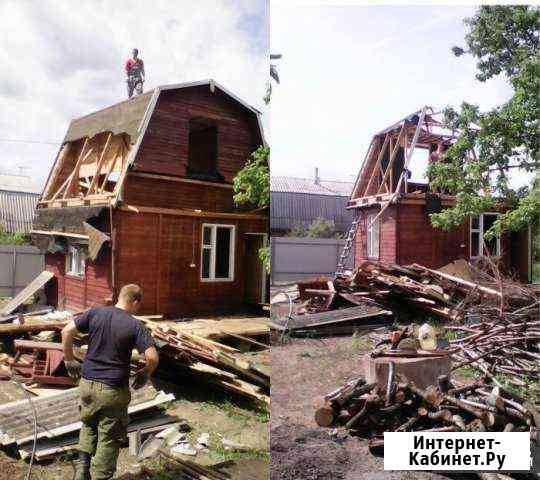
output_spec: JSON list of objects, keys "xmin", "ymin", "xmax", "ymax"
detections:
[
  {"xmin": 87, "ymin": 132, "xmax": 113, "ymax": 195},
  {"xmin": 63, "ymin": 138, "xmax": 90, "ymax": 199}
]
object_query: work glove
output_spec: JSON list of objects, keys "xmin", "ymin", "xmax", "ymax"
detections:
[
  {"xmin": 65, "ymin": 360, "xmax": 82, "ymax": 382},
  {"xmin": 132, "ymin": 370, "xmax": 150, "ymax": 390}
]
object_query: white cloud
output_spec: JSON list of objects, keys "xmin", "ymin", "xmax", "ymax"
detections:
[{"xmin": 0, "ymin": 0, "xmax": 268, "ymax": 187}]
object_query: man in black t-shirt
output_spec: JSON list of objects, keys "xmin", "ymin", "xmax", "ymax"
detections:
[{"xmin": 62, "ymin": 284, "xmax": 159, "ymax": 480}]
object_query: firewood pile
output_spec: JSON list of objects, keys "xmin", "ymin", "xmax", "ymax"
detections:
[
  {"xmin": 315, "ymin": 373, "xmax": 540, "ymax": 449},
  {"xmin": 448, "ymin": 312, "xmax": 540, "ymax": 393},
  {"xmin": 298, "ymin": 260, "xmax": 538, "ymax": 323}
]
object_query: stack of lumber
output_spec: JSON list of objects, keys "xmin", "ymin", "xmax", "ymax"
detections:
[
  {"xmin": 143, "ymin": 321, "xmax": 270, "ymax": 404},
  {"xmin": 297, "ymin": 260, "xmax": 537, "ymax": 322},
  {"xmin": 315, "ymin": 374, "xmax": 539, "ymax": 450}
]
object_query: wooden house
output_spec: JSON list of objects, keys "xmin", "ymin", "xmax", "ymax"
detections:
[
  {"xmin": 32, "ymin": 80, "xmax": 268, "ymax": 316},
  {"xmin": 346, "ymin": 106, "xmax": 530, "ymax": 281}
]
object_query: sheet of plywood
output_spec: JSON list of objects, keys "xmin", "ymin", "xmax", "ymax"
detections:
[{"xmin": 0, "ymin": 271, "xmax": 54, "ymax": 316}]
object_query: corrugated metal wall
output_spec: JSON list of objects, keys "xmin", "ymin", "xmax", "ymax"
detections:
[
  {"xmin": 0, "ymin": 190, "xmax": 39, "ymax": 234},
  {"xmin": 270, "ymin": 192, "xmax": 353, "ymax": 233}
]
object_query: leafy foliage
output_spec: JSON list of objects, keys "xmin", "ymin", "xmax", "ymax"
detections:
[
  {"xmin": 233, "ymin": 146, "xmax": 270, "ymax": 272},
  {"xmin": 427, "ymin": 6, "xmax": 540, "ymax": 238},
  {"xmin": 289, "ymin": 217, "xmax": 343, "ymax": 239},
  {"xmin": 233, "ymin": 146, "xmax": 270, "ymax": 210},
  {"xmin": 0, "ymin": 227, "xmax": 27, "ymax": 245}
]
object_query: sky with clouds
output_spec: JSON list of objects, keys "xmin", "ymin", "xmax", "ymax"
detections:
[
  {"xmin": 0, "ymin": 0, "xmax": 268, "ymax": 188},
  {"xmin": 270, "ymin": 4, "xmax": 520, "ymax": 185}
]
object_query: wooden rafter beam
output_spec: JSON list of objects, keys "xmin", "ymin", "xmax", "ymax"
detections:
[
  {"xmin": 99, "ymin": 142, "xmax": 123, "ymax": 194},
  {"xmin": 86, "ymin": 132, "xmax": 113, "ymax": 196},
  {"xmin": 63, "ymin": 138, "xmax": 90, "ymax": 199},
  {"xmin": 377, "ymin": 123, "xmax": 407, "ymax": 194},
  {"xmin": 363, "ymin": 134, "xmax": 390, "ymax": 197}
]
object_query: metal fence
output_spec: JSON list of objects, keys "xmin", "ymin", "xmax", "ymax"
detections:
[
  {"xmin": 271, "ymin": 236, "xmax": 354, "ymax": 284},
  {"xmin": 0, "ymin": 245, "xmax": 44, "ymax": 298}
]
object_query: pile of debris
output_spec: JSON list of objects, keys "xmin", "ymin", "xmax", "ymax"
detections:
[
  {"xmin": 271, "ymin": 259, "xmax": 538, "ymax": 337},
  {"xmin": 315, "ymin": 372, "xmax": 538, "ymax": 450}
]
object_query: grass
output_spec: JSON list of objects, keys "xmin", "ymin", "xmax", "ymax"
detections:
[
  {"xmin": 212, "ymin": 443, "xmax": 269, "ymax": 462},
  {"xmin": 351, "ymin": 330, "xmax": 372, "ymax": 351},
  {"xmin": 188, "ymin": 393, "xmax": 269, "ymax": 425}
]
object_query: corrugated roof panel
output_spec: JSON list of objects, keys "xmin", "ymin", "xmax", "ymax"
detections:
[
  {"xmin": 0, "ymin": 175, "xmax": 40, "ymax": 194},
  {"xmin": 270, "ymin": 176, "xmax": 353, "ymax": 196},
  {"xmin": 0, "ymin": 190, "xmax": 40, "ymax": 233}
]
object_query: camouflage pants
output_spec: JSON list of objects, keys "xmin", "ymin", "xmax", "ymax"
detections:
[{"xmin": 78, "ymin": 378, "xmax": 131, "ymax": 480}]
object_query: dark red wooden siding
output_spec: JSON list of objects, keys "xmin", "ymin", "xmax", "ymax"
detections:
[
  {"xmin": 132, "ymin": 86, "xmax": 261, "ymax": 183},
  {"xmin": 44, "ymin": 250, "xmax": 113, "ymax": 311},
  {"xmin": 114, "ymin": 209, "xmax": 266, "ymax": 316}
]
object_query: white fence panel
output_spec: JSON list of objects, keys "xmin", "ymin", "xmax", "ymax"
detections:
[
  {"xmin": 0, "ymin": 245, "xmax": 44, "ymax": 298},
  {"xmin": 271, "ymin": 236, "xmax": 354, "ymax": 283}
]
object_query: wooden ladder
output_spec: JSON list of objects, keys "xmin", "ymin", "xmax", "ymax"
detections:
[{"xmin": 335, "ymin": 218, "xmax": 359, "ymax": 276}]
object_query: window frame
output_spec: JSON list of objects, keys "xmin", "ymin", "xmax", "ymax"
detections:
[
  {"xmin": 200, "ymin": 223, "xmax": 236, "ymax": 282},
  {"xmin": 65, "ymin": 245, "xmax": 86, "ymax": 278},
  {"xmin": 366, "ymin": 213, "xmax": 380, "ymax": 259},
  {"xmin": 470, "ymin": 213, "xmax": 501, "ymax": 258}
]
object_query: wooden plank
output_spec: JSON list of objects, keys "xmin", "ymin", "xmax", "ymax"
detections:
[
  {"xmin": 86, "ymin": 132, "xmax": 112, "ymax": 195},
  {"xmin": 0, "ymin": 271, "xmax": 55, "ymax": 316},
  {"xmin": 31, "ymin": 229, "xmax": 89, "ymax": 240},
  {"xmin": 129, "ymin": 171, "xmax": 234, "ymax": 190},
  {"xmin": 63, "ymin": 138, "xmax": 89, "ymax": 199},
  {"xmin": 377, "ymin": 123, "xmax": 406, "ymax": 194},
  {"xmin": 363, "ymin": 134, "xmax": 390, "ymax": 197},
  {"xmin": 120, "ymin": 204, "xmax": 266, "ymax": 220},
  {"xmin": 99, "ymin": 141, "xmax": 123, "ymax": 194}
]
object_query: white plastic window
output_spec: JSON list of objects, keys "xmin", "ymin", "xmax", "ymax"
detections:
[
  {"xmin": 367, "ymin": 214, "xmax": 380, "ymax": 258},
  {"xmin": 66, "ymin": 245, "xmax": 86, "ymax": 277},
  {"xmin": 201, "ymin": 224, "xmax": 235, "ymax": 281},
  {"xmin": 470, "ymin": 213, "xmax": 501, "ymax": 258}
]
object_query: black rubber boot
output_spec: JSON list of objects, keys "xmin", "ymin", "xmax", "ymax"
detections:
[{"xmin": 73, "ymin": 451, "xmax": 91, "ymax": 480}]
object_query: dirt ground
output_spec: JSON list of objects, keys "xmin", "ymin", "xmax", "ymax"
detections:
[
  {"xmin": 270, "ymin": 333, "xmax": 484, "ymax": 480},
  {"xmin": 0, "ymin": 379, "xmax": 268, "ymax": 480}
]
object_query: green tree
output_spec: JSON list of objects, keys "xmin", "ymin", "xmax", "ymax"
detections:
[
  {"xmin": 0, "ymin": 227, "xmax": 27, "ymax": 245},
  {"xmin": 428, "ymin": 6, "xmax": 540, "ymax": 238},
  {"xmin": 288, "ymin": 217, "xmax": 342, "ymax": 239}
]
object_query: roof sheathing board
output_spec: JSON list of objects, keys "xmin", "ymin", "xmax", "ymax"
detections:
[{"xmin": 64, "ymin": 91, "xmax": 154, "ymax": 143}]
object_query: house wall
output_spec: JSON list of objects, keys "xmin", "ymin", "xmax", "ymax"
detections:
[
  {"xmin": 354, "ymin": 205, "xmax": 397, "ymax": 264},
  {"xmin": 132, "ymin": 86, "xmax": 261, "ymax": 183},
  {"xmin": 353, "ymin": 202, "xmax": 513, "ymax": 271},
  {"xmin": 123, "ymin": 174, "xmax": 236, "ymax": 212},
  {"xmin": 114, "ymin": 209, "xmax": 266, "ymax": 316},
  {"xmin": 396, "ymin": 203, "xmax": 468, "ymax": 268},
  {"xmin": 44, "ymin": 249, "xmax": 113, "ymax": 311}
]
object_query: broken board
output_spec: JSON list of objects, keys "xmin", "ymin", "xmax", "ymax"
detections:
[
  {"xmin": 270, "ymin": 305, "xmax": 393, "ymax": 334},
  {"xmin": 0, "ymin": 271, "xmax": 54, "ymax": 317}
]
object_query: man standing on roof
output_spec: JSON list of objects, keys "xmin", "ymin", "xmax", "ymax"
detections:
[
  {"xmin": 125, "ymin": 48, "xmax": 145, "ymax": 98},
  {"xmin": 62, "ymin": 284, "xmax": 159, "ymax": 480}
]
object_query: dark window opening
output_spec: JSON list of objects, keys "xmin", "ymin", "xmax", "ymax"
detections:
[
  {"xmin": 187, "ymin": 118, "xmax": 223, "ymax": 181},
  {"xmin": 215, "ymin": 227, "xmax": 231, "ymax": 278}
]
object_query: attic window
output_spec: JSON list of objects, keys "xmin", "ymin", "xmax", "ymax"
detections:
[{"xmin": 187, "ymin": 118, "xmax": 221, "ymax": 181}]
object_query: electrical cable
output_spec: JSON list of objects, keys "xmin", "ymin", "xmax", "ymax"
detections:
[
  {"xmin": 11, "ymin": 377, "xmax": 38, "ymax": 480},
  {"xmin": 0, "ymin": 138, "xmax": 60, "ymax": 145}
]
